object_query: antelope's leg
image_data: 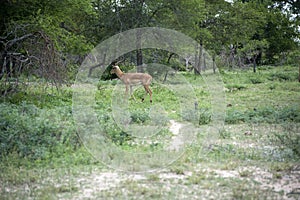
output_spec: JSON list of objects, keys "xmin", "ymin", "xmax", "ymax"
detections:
[
  {"xmin": 147, "ymin": 86, "xmax": 152, "ymax": 103},
  {"xmin": 142, "ymin": 85, "xmax": 147, "ymax": 102},
  {"xmin": 125, "ymin": 85, "xmax": 129, "ymax": 98},
  {"xmin": 142, "ymin": 85, "xmax": 152, "ymax": 103},
  {"xmin": 130, "ymin": 85, "xmax": 137, "ymax": 101}
]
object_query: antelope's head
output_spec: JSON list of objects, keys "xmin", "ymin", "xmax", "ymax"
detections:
[{"xmin": 110, "ymin": 65, "xmax": 120, "ymax": 74}]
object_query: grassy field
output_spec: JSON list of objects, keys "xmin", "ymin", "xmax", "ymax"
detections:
[{"xmin": 0, "ymin": 65, "xmax": 299, "ymax": 199}]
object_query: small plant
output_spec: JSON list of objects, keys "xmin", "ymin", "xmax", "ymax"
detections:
[
  {"xmin": 219, "ymin": 128, "xmax": 231, "ymax": 139},
  {"xmin": 270, "ymin": 163, "xmax": 293, "ymax": 172},
  {"xmin": 273, "ymin": 173, "xmax": 282, "ymax": 179},
  {"xmin": 268, "ymin": 84, "xmax": 276, "ymax": 90},
  {"xmin": 170, "ymin": 166, "xmax": 185, "ymax": 175},
  {"xmin": 239, "ymin": 169, "xmax": 252, "ymax": 177},
  {"xmin": 231, "ymin": 182, "xmax": 261, "ymax": 200},
  {"xmin": 186, "ymin": 172, "xmax": 206, "ymax": 185},
  {"xmin": 249, "ymin": 76, "xmax": 264, "ymax": 84},
  {"xmin": 269, "ymin": 131, "xmax": 300, "ymax": 157},
  {"xmin": 225, "ymin": 109, "xmax": 247, "ymax": 124},
  {"xmin": 147, "ymin": 174, "xmax": 160, "ymax": 181},
  {"xmin": 225, "ymin": 84, "xmax": 247, "ymax": 92},
  {"xmin": 268, "ymin": 72, "xmax": 297, "ymax": 81},
  {"xmin": 198, "ymin": 108, "xmax": 211, "ymax": 125},
  {"xmin": 130, "ymin": 109, "xmax": 150, "ymax": 124}
]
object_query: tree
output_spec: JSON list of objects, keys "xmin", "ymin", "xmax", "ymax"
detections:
[
  {"xmin": 271, "ymin": 0, "xmax": 300, "ymax": 19},
  {"xmin": 202, "ymin": 0, "xmax": 299, "ymax": 68},
  {"xmin": 92, "ymin": 0, "xmax": 206, "ymax": 72},
  {"xmin": 0, "ymin": 0, "xmax": 95, "ymax": 94},
  {"xmin": 208, "ymin": 1, "xmax": 268, "ymax": 67},
  {"xmin": 238, "ymin": 39, "xmax": 269, "ymax": 72},
  {"xmin": 263, "ymin": 8, "xmax": 299, "ymax": 63}
]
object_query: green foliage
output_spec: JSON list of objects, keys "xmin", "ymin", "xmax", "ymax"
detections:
[
  {"xmin": 2, "ymin": 0, "xmax": 95, "ymax": 54},
  {"xmin": 97, "ymin": 109, "xmax": 133, "ymax": 145},
  {"xmin": 0, "ymin": 102, "xmax": 79, "ymax": 160},
  {"xmin": 225, "ymin": 84, "xmax": 247, "ymax": 92},
  {"xmin": 198, "ymin": 108, "xmax": 211, "ymax": 125},
  {"xmin": 226, "ymin": 106, "xmax": 300, "ymax": 124},
  {"xmin": 249, "ymin": 76, "xmax": 264, "ymax": 84},
  {"xmin": 269, "ymin": 131, "xmax": 300, "ymax": 157},
  {"xmin": 263, "ymin": 10, "xmax": 299, "ymax": 63},
  {"xmin": 130, "ymin": 109, "xmax": 150, "ymax": 124},
  {"xmin": 268, "ymin": 71, "xmax": 298, "ymax": 81},
  {"xmin": 0, "ymin": 64, "xmax": 299, "ymax": 199},
  {"xmin": 286, "ymin": 50, "xmax": 300, "ymax": 65},
  {"xmin": 0, "ymin": 0, "xmax": 95, "ymax": 91},
  {"xmin": 223, "ymin": 65, "xmax": 300, "ymax": 124}
]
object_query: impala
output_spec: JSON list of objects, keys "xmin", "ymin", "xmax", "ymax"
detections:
[{"xmin": 110, "ymin": 65, "xmax": 153, "ymax": 103}]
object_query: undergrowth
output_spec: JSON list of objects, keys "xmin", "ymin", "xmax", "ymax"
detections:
[{"xmin": 0, "ymin": 65, "xmax": 299, "ymax": 167}]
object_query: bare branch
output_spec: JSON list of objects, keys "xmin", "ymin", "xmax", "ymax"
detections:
[{"xmin": 6, "ymin": 33, "xmax": 33, "ymax": 48}]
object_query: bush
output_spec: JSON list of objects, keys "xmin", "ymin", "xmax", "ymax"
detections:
[
  {"xmin": 225, "ymin": 110, "xmax": 247, "ymax": 124},
  {"xmin": 249, "ymin": 76, "xmax": 264, "ymax": 84},
  {"xmin": 97, "ymin": 111, "xmax": 133, "ymax": 145},
  {"xmin": 130, "ymin": 109, "xmax": 150, "ymax": 124},
  {"xmin": 225, "ymin": 84, "xmax": 247, "ymax": 92},
  {"xmin": 268, "ymin": 72, "xmax": 297, "ymax": 82},
  {"xmin": 269, "ymin": 130, "xmax": 300, "ymax": 158},
  {"xmin": 198, "ymin": 108, "xmax": 211, "ymax": 125},
  {"xmin": 226, "ymin": 106, "xmax": 300, "ymax": 124},
  {"xmin": 0, "ymin": 103, "xmax": 79, "ymax": 160}
]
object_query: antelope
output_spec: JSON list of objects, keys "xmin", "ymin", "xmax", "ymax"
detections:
[{"xmin": 110, "ymin": 65, "xmax": 153, "ymax": 103}]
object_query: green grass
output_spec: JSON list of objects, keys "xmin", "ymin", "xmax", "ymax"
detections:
[{"xmin": 0, "ymin": 65, "xmax": 299, "ymax": 199}]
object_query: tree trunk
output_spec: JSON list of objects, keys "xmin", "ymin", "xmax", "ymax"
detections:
[
  {"xmin": 194, "ymin": 43, "xmax": 202, "ymax": 75},
  {"xmin": 203, "ymin": 52, "xmax": 206, "ymax": 72},
  {"xmin": 253, "ymin": 57, "xmax": 257, "ymax": 73},
  {"xmin": 136, "ymin": 49, "xmax": 143, "ymax": 72},
  {"xmin": 136, "ymin": 29, "xmax": 143, "ymax": 72},
  {"xmin": 298, "ymin": 65, "xmax": 300, "ymax": 82},
  {"xmin": 212, "ymin": 55, "xmax": 216, "ymax": 74},
  {"xmin": 163, "ymin": 53, "xmax": 175, "ymax": 83}
]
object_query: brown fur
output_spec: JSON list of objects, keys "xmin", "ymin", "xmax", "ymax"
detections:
[{"xmin": 110, "ymin": 65, "xmax": 153, "ymax": 102}]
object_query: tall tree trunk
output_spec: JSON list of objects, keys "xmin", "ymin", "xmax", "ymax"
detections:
[
  {"xmin": 163, "ymin": 53, "xmax": 175, "ymax": 82},
  {"xmin": 194, "ymin": 43, "xmax": 202, "ymax": 75},
  {"xmin": 212, "ymin": 55, "xmax": 216, "ymax": 74},
  {"xmin": 253, "ymin": 57, "xmax": 257, "ymax": 73},
  {"xmin": 136, "ymin": 49, "xmax": 143, "ymax": 71},
  {"xmin": 136, "ymin": 29, "xmax": 143, "ymax": 72},
  {"xmin": 298, "ymin": 65, "xmax": 300, "ymax": 82},
  {"xmin": 203, "ymin": 52, "xmax": 206, "ymax": 72}
]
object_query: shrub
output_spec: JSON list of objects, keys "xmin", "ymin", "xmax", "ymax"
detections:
[
  {"xmin": 249, "ymin": 76, "xmax": 264, "ymax": 84},
  {"xmin": 97, "ymin": 111, "xmax": 133, "ymax": 145},
  {"xmin": 277, "ymin": 107, "xmax": 300, "ymax": 122},
  {"xmin": 225, "ymin": 110, "xmax": 247, "ymax": 124},
  {"xmin": 226, "ymin": 106, "xmax": 300, "ymax": 124},
  {"xmin": 268, "ymin": 72, "xmax": 297, "ymax": 82},
  {"xmin": 198, "ymin": 108, "xmax": 211, "ymax": 125},
  {"xmin": 130, "ymin": 109, "xmax": 150, "ymax": 124},
  {"xmin": 225, "ymin": 84, "xmax": 247, "ymax": 92},
  {"xmin": 268, "ymin": 131, "xmax": 300, "ymax": 158},
  {"xmin": 0, "ymin": 103, "xmax": 79, "ymax": 160}
]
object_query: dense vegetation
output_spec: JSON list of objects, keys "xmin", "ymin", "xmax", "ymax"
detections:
[
  {"xmin": 1, "ymin": 0, "xmax": 299, "ymax": 87},
  {"xmin": 1, "ymin": 65, "xmax": 299, "ymax": 199},
  {"xmin": 0, "ymin": 0, "xmax": 299, "ymax": 199}
]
